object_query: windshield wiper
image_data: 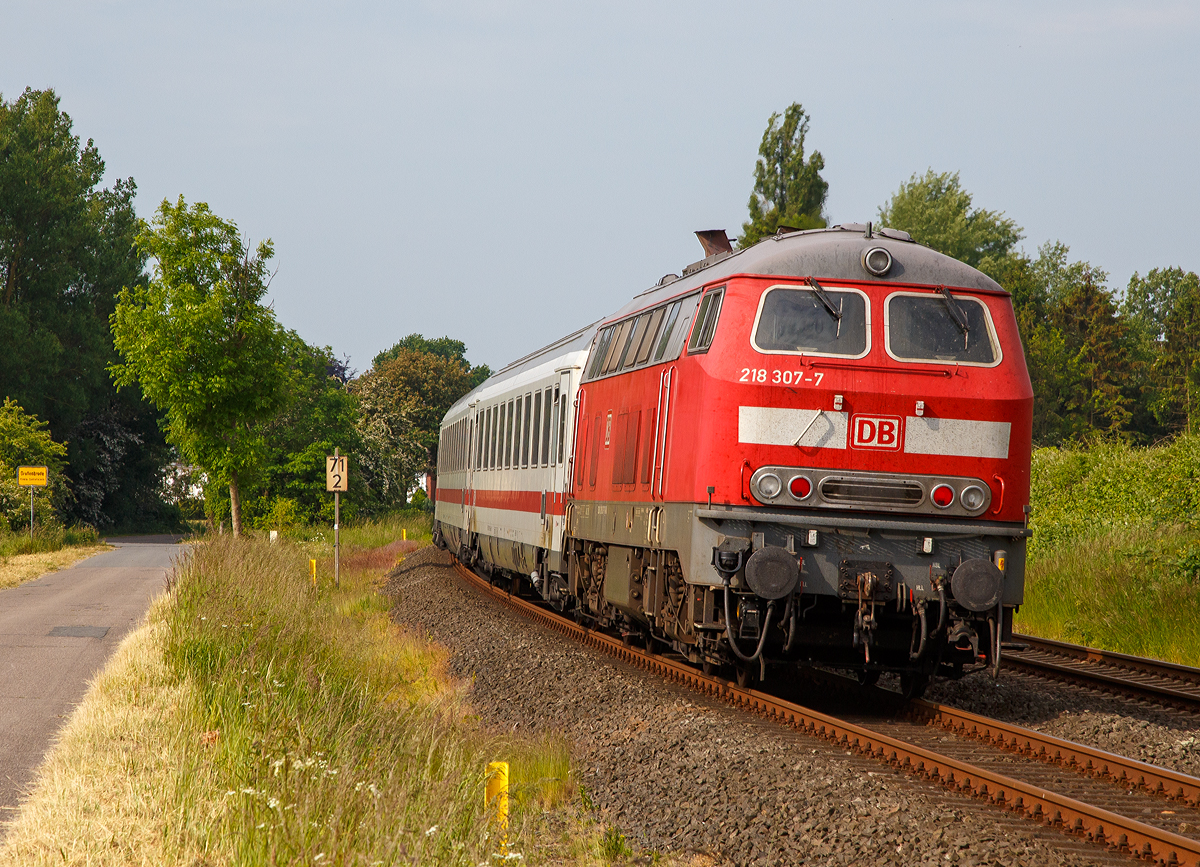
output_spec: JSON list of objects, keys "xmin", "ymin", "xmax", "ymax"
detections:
[
  {"xmin": 806, "ymin": 277, "xmax": 843, "ymax": 338},
  {"xmin": 939, "ymin": 286, "xmax": 970, "ymax": 350}
]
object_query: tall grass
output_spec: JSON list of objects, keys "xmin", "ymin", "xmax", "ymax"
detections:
[
  {"xmin": 1020, "ymin": 436, "xmax": 1200, "ymax": 663},
  {"xmin": 0, "ymin": 523, "xmax": 98, "ymax": 557},
  {"xmin": 161, "ymin": 535, "xmax": 571, "ymax": 864}
]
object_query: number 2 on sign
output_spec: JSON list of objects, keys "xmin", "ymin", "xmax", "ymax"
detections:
[{"xmin": 739, "ymin": 368, "xmax": 824, "ymax": 386}]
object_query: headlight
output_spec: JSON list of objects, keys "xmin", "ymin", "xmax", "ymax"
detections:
[
  {"xmin": 755, "ymin": 472, "xmax": 782, "ymax": 500},
  {"xmin": 960, "ymin": 485, "xmax": 987, "ymax": 511}
]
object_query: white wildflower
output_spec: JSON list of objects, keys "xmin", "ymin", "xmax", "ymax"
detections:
[{"xmin": 425, "ymin": 825, "xmax": 438, "ymax": 836}]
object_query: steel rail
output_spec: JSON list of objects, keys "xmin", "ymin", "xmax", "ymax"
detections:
[
  {"xmin": 907, "ymin": 699, "xmax": 1200, "ymax": 808},
  {"xmin": 450, "ymin": 559, "xmax": 1200, "ymax": 867},
  {"xmin": 1006, "ymin": 633, "xmax": 1200, "ymax": 712}
]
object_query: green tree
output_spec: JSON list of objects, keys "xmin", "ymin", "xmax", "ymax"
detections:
[
  {"xmin": 374, "ymin": 333, "xmax": 491, "ymax": 388},
  {"xmin": 0, "ymin": 398, "xmax": 69, "ymax": 529},
  {"xmin": 348, "ymin": 364, "xmax": 426, "ymax": 509},
  {"xmin": 1, "ymin": 87, "xmax": 169, "ymax": 529},
  {"xmin": 354, "ymin": 342, "xmax": 481, "ymax": 478},
  {"xmin": 878, "ymin": 170, "xmax": 1022, "ymax": 278},
  {"xmin": 110, "ymin": 197, "xmax": 296, "ymax": 537},
  {"xmin": 1049, "ymin": 265, "xmax": 1134, "ymax": 436},
  {"xmin": 739, "ymin": 103, "xmax": 828, "ymax": 248},
  {"xmin": 244, "ymin": 341, "xmax": 367, "ymax": 527},
  {"xmin": 1125, "ymin": 268, "xmax": 1200, "ymax": 434}
]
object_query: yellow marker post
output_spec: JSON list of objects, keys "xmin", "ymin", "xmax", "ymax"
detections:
[
  {"xmin": 310, "ymin": 559, "xmax": 317, "ymax": 587},
  {"xmin": 485, "ymin": 761, "xmax": 509, "ymax": 850},
  {"xmin": 402, "ymin": 528, "xmax": 407, "ymax": 542}
]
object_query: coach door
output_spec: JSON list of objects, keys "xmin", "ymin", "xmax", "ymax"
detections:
[{"xmin": 546, "ymin": 369, "xmax": 575, "ymax": 557}]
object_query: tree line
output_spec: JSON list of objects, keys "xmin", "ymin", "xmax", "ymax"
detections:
[
  {"xmin": 743, "ymin": 103, "xmax": 1200, "ymax": 447},
  {"xmin": 3, "ymin": 89, "xmax": 1196, "ymax": 534},
  {"xmin": 0, "ymin": 88, "xmax": 488, "ymax": 535}
]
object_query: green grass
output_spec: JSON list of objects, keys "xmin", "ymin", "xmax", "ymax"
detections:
[
  {"xmin": 1019, "ymin": 435, "xmax": 1200, "ymax": 664},
  {"xmin": 156, "ymin": 533, "xmax": 574, "ymax": 865},
  {"xmin": 0, "ymin": 523, "xmax": 98, "ymax": 557}
]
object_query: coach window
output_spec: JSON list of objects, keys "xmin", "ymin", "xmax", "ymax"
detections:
[
  {"xmin": 688, "ymin": 287, "xmax": 724, "ymax": 354},
  {"xmin": 497, "ymin": 402, "xmax": 505, "ymax": 468},
  {"xmin": 492, "ymin": 405, "xmax": 501, "ymax": 468},
  {"xmin": 511, "ymin": 398, "xmax": 520, "ymax": 465},
  {"xmin": 752, "ymin": 285, "xmax": 869, "ymax": 357},
  {"xmin": 484, "ymin": 407, "xmax": 493, "ymax": 469},
  {"xmin": 522, "ymin": 393, "xmax": 532, "ymax": 467},
  {"xmin": 514, "ymin": 395, "xmax": 524, "ymax": 468},
  {"xmin": 541, "ymin": 387, "xmax": 553, "ymax": 465},
  {"xmin": 530, "ymin": 391, "xmax": 542, "ymax": 465},
  {"xmin": 885, "ymin": 291, "xmax": 1000, "ymax": 366}
]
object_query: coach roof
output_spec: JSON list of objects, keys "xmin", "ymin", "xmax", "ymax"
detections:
[{"xmin": 610, "ymin": 223, "xmax": 1005, "ymax": 322}]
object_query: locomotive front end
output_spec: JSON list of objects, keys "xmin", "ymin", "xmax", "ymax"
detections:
[{"xmin": 672, "ymin": 232, "xmax": 1033, "ymax": 691}]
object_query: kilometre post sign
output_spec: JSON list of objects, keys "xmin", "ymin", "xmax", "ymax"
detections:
[
  {"xmin": 326, "ymin": 455, "xmax": 348, "ymax": 492},
  {"xmin": 18, "ymin": 466, "xmax": 48, "ymax": 487}
]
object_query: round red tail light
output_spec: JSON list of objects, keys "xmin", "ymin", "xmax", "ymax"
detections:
[
  {"xmin": 931, "ymin": 484, "xmax": 954, "ymax": 508},
  {"xmin": 789, "ymin": 475, "xmax": 813, "ymax": 500}
]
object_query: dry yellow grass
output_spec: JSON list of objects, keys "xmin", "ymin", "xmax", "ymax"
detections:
[
  {"xmin": 0, "ymin": 595, "xmax": 221, "ymax": 866},
  {"xmin": 0, "ymin": 544, "xmax": 111, "ymax": 591}
]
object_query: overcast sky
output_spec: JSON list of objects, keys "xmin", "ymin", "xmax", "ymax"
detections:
[{"xmin": 4, "ymin": 1, "xmax": 1197, "ymax": 372}]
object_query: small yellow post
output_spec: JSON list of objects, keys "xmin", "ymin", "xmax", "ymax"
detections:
[
  {"xmin": 485, "ymin": 761, "xmax": 509, "ymax": 849},
  {"xmin": 310, "ymin": 558, "xmax": 317, "ymax": 587},
  {"xmin": 402, "ymin": 528, "xmax": 407, "ymax": 542}
]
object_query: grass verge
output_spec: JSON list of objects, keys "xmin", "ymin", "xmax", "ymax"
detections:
[
  {"xmin": 0, "ymin": 533, "xmax": 109, "ymax": 591},
  {"xmin": 0, "ymin": 529, "xmax": 600, "ymax": 866}
]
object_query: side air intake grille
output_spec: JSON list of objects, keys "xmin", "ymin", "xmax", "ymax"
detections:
[{"xmin": 819, "ymin": 476, "xmax": 924, "ymax": 507}]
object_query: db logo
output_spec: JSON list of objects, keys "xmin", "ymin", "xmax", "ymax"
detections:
[{"xmin": 851, "ymin": 415, "xmax": 903, "ymax": 450}]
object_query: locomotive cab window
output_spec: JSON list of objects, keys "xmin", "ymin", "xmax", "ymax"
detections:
[
  {"xmin": 687, "ymin": 287, "xmax": 724, "ymax": 353},
  {"xmin": 752, "ymin": 285, "xmax": 869, "ymax": 357},
  {"xmin": 885, "ymin": 291, "xmax": 1001, "ymax": 366}
]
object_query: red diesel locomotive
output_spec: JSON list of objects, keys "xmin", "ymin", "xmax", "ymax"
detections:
[{"xmin": 433, "ymin": 224, "xmax": 1033, "ymax": 694}]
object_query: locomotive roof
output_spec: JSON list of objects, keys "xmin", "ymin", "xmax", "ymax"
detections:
[
  {"xmin": 443, "ymin": 224, "xmax": 1005, "ymax": 420},
  {"xmin": 611, "ymin": 223, "xmax": 1005, "ymax": 321}
]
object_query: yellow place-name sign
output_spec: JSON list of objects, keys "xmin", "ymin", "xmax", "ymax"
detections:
[{"xmin": 18, "ymin": 466, "xmax": 48, "ymax": 487}]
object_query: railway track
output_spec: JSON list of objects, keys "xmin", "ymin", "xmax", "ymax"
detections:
[
  {"xmin": 450, "ymin": 558, "xmax": 1200, "ymax": 867},
  {"xmin": 1005, "ymin": 634, "xmax": 1200, "ymax": 712}
]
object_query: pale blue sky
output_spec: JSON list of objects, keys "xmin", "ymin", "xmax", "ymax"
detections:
[{"xmin": 3, "ymin": 1, "xmax": 1197, "ymax": 371}]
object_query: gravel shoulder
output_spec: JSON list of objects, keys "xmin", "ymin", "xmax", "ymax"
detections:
[{"xmin": 386, "ymin": 548, "xmax": 1141, "ymax": 867}]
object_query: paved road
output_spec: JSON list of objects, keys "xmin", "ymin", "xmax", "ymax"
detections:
[{"xmin": 0, "ymin": 537, "xmax": 187, "ymax": 829}]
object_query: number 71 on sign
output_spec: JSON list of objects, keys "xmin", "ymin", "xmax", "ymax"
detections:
[{"xmin": 326, "ymin": 455, "xmax": 348, "ymax": 492}]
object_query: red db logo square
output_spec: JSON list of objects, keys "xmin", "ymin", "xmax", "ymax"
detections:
[{"xmin": 851, "ymin": 415, "xmax": 902, "ymax": 450}]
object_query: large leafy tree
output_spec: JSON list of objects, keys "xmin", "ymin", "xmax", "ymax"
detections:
[
  {"xmin": 878, "ymin": 170, "xmax": 1022, "ymax": 279},
  {"xmin": 232, "ymin": 341, "xmax": 366, "ymax": 527},
  {"xmin": 373, "ymin": 333, "xmax": 491, "ymax": 388},
  {"xmin": 355, "ymin": 337, "xmax": 486, "ymax": 479},
  {"xmin": 1125, "ymin": 268, "xmax": 1200, "ymax": 435},
  {"xmin": 1, "ymin": 87, "xmax": 170, "ymax": 528},
  {"xmin": 110, "ymin": 198, "xmax": 295, "ymax": 536},
  {"xmin": 739, "ymin": 103, "xmax": 828, "ymax": 248}
]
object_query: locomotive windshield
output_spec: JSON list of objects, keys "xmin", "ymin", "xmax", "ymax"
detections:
[
  {"xmin": 886, "ymin": 292, "xmax": 998, "ymax": 365},
  {"xmin": 752, "ymin": 286, "xmax": 868, "ymax": 356}
]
